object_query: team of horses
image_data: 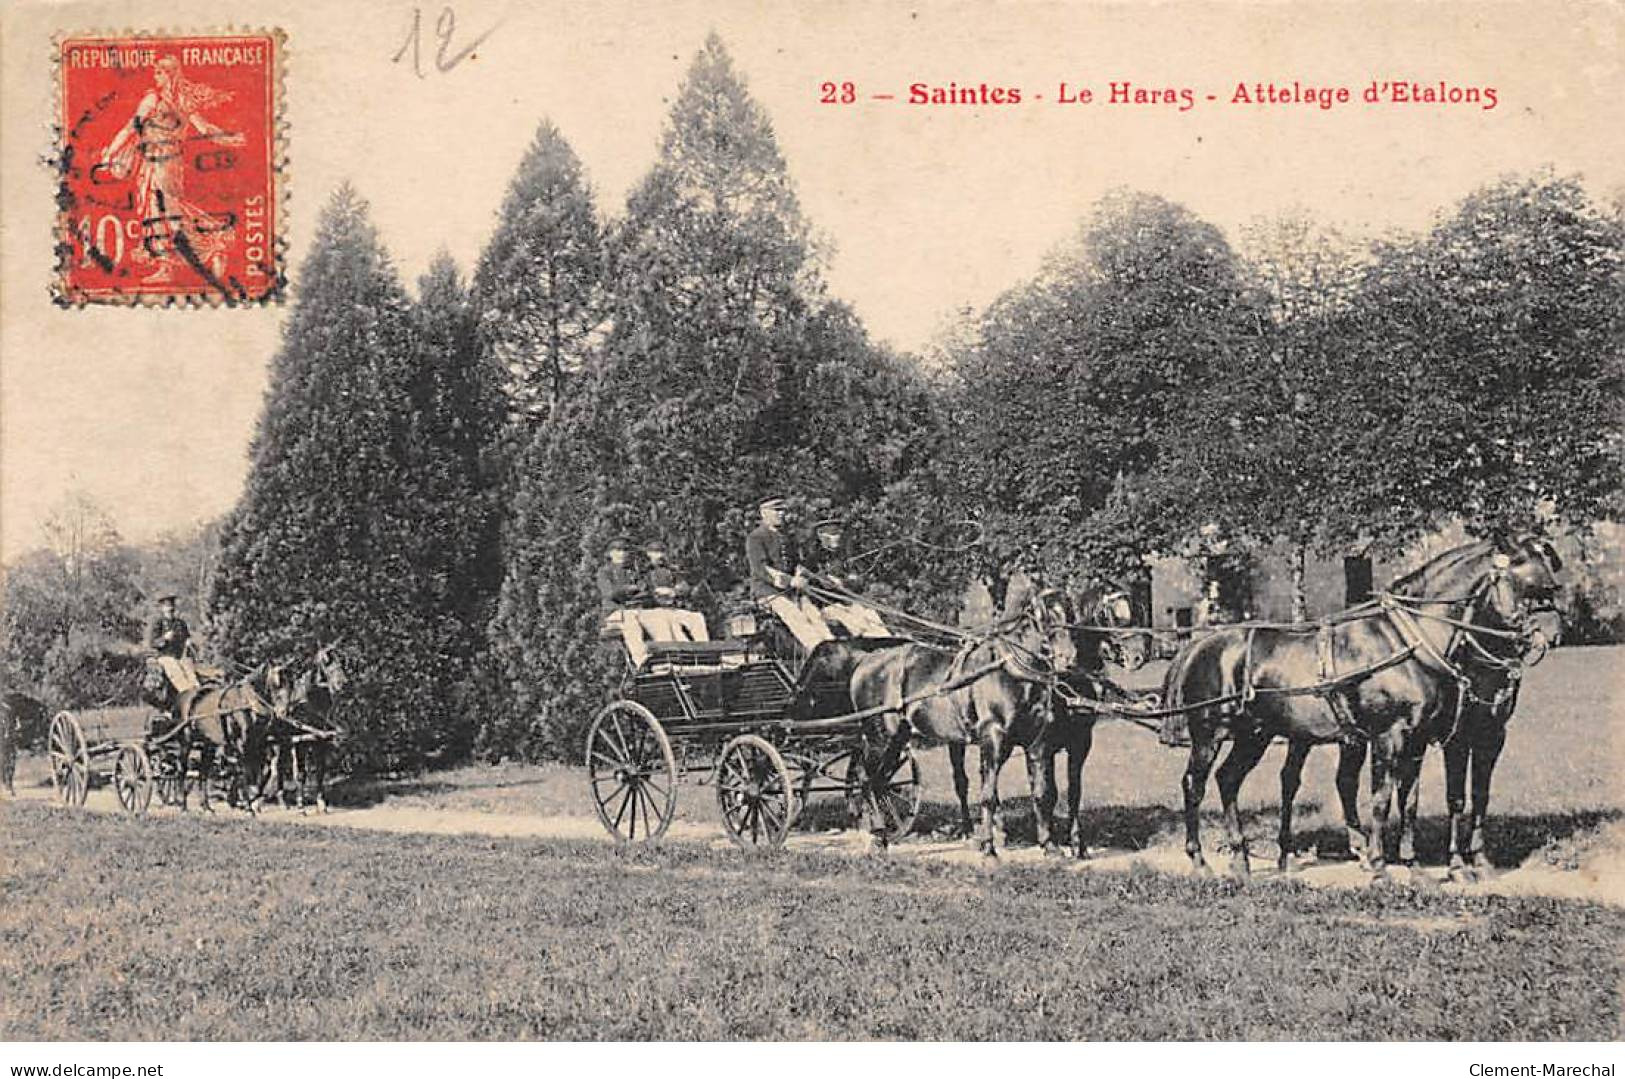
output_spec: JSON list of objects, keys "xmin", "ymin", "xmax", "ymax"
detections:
[
  {"xmin": 838, "ymin": 534, "xmax": 1562, "ymax": 879},
  {"xmin": 147, "ymin": 642, "xmax": 349, "ymax": 815}
]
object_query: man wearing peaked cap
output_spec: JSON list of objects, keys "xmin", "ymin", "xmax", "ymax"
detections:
[
  {"xmin": 745, "ymin": 496, "xmax": 832, "ymax": 649},
  {"xmin": 800, "ymin": 515, "xmax": 890, "ymax": 638},
  {"xmin": 642, "ymin": 538, "xmax": 707, "ymax": 644},
  {"xmin": 146, "ymin": 588, "xmax": 201, "ymax": 721},
  {"xmin": 596, "ymin": 534, "xmax": 653, "ymax": 667}
]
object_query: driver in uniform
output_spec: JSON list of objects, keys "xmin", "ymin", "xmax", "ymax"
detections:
[
  {"xmin": 799, "ymin": 516, "xmax": 890, "ymax": 638},
  {"xmin": 745, "ymin": 497, "xmax": 833, "ymax": 650},
  {"xmin": 147, "ymin": 590, "xmax": 200, "ymax": 721}
]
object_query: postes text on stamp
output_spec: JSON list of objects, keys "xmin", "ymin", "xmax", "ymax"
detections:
[{"xmin": 55, "ymin": 32, "xmax": 284, "ymax": 306}]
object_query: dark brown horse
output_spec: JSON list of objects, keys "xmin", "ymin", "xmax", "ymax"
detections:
[
  {"xmin": 848, "ymin": 585, "xmax": 1077, "ymax": 858},
  {"xmin": 265, "ymin": 642, "xmax": 349, "ymax": 812},
  {"xmin": 1040, "ymin": 582, "xmax": 1154, "ymax": 857},
  {"xmin": 178, "ymin": 662, "xmax": 283, "ymax": 813},
  {"xmin": 1285, "ymin": 539, "xmax": 1563, "ymax": 880},
  {"xmin": 1164, "ymin": 536, "xmax": 1561, "ymax": 878}
]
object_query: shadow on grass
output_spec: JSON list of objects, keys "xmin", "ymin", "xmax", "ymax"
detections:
[
  {"xmin": 794, "ymin": 785, "xmax": 1622, "ymax": 871},
  {"xmin": 1283, "ymin": 806, "xmax": 1622, "ymax": 869}
]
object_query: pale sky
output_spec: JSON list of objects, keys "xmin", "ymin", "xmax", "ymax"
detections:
[{"xmin": 3, "ymin": 0, "xmax": 1621, "ymax": 562}]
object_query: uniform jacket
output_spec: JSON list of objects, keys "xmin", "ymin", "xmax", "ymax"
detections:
[
  {"xmin": 147, "ymin": 614, "xmax": 190, "ymax": 658},
  {"xmin": 596, "ymin": 561, "xmax": 647, "ymax": 613},
  {"xmin": 746, "ymin": 525, "xmax": 798, "ymax": 599}
]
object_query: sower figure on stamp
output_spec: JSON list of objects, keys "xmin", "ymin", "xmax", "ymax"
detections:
[
  {"xmin": 99, "ymin": 55, "xmax": 244, "ymax": 283},
  {"xmin": 597, "ymin": 536, "xmax": 654, "ymax": 667},
  {"xmin": 642, "ymin": 539, "xmax": 708, "ymax": 643},
  {"xmin": 800, "ymin": 516, "xmax": 890, "ymax": 638},
  {"xmin": 746, "ymin": 497, "xmax": 833, "ymax": 650}
]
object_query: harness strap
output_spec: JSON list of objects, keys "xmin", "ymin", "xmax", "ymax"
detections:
[{"xmin": 843, "ymin": 657, "xmax": 1009, "ymax": 725}]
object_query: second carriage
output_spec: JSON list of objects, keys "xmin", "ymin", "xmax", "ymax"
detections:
[
  {"xmin": 45, "ymin": 703, "xmax": 188, "ymax": 814},
  {"xmin": 585, "ymin": 609, "xmax": 924, "ymax": 848}
]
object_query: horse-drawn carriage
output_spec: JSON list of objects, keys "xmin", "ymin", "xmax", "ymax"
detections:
[
  {"xmin": 585, "ymin": 610, "xmax": 926, "ymax": 848},
  {"xmin": 46, "ymin": 703, "xmax": 183, "ymax": 813},
  {"xmin": 45, "ymin": 642, "xmax": 347, "ymax": 816},
  {"xmin": 583, "ymin": 575, "xmax": 1142, "ymax": 852}
]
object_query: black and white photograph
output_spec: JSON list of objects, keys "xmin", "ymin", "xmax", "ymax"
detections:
[{"xmin": 1, "ymin": 0, "xmax": 1622, "ymax": 1060}]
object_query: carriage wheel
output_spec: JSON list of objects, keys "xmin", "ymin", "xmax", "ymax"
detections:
[
  {"xmin": 716, "ymin": 735, "xmax": 794, "ymax": 849},
  {"xmin": 48, "ymin": 712, "xmax": 90, "ymax": 807},
  {"xmin": 586, "ymin": 701, "xmax": 678, "ymax": 844},
  {"xmin": 846, "ymin": 746, "xmax": 923, "ymax": 838},
  {"xmin": 114, "ymin": 746, "xmax": 155, "ymax": 815}
]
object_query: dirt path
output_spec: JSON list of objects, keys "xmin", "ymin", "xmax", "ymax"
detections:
[{"xmin": 15, "ymin": 782, "xmax": 1622, "ymax": 905}]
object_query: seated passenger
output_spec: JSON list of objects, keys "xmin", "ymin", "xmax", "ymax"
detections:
[
  {"xmin": 744, "ymin": 497, "xmax": 833, "ymax": 650},
  {"xmin": 800, "ymin": 516, "xmax": 890, "ymax": 638},
  {"xmin": 642, "ymin": 539, "xmax": 708, "ymax": 644},
  {"xmin": 596, "ymin": 535, "xmax": 653, "ymax": 667}
]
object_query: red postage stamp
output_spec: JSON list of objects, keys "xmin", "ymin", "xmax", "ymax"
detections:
[{"xmin": 55, "ymin": 32, "xmax": 284, "ymax": 305}]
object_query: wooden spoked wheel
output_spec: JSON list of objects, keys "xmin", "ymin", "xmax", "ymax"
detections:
[
  {"xmin": 715, "ymin": 734, "xmax": 794, "ymax": 848},
  {"xmin": 845, "ymin": 745, "xmax": 923, "ymax": 839},
  {"xmin": 586, "ymin": 701, "xmax": 677, "ymax": 844},
  {"xmin": 114, "ymin": 745, "xmax": 155, "ymax": 815},
  {"xmin": 48, "ymin": 712, "xmax": 90, "ymax": 807}
]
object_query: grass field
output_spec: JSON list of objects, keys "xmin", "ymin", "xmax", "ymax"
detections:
[
  {"xmin": 1, "ymin": 800, "xmax": 1620, "ymax": 1041},
  {"xmin": 3, "ymin": 645, "xmax": 1619, "ymax": 1041}
]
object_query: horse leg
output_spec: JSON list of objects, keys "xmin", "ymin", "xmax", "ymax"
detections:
[
  {"xmin": 1366, "ymin": 738, "xmax": 1400, "ymax": 879},
  {"xmin": 1027, "ymin": 743, "xmax": 1060, "ymax": 856},
  {"xmin": 1215, "ymin": 733, "xmax": 1270, "ymax": 878},
  {"xmin": 1466, "ymin": 724, "xmax": 1506, "ymax": 877},
  {"xmin": 1443, "ymin": 738, "xmax": 1472, "ymax": 881},
  {"xmin": 1278, "ymin": 740, "xmax": 1311, "ymax": 872},
  {"xmin": 977, "ymin": 726, "xmax": 1007, "ymax": 860},
  {"xmin": 865, "ymin": 723, "xmax": 910, "ymax": 851},
  {"xmin": 947, "ymin": 743, "xmax": 972, "ymax": 838},
  {"xmin": 1336, "ymin": 742, "xmax": 1367, "ymax": 863},
  {"xmin": 1182, "ymin": 733, "xmax": 1221, "ymax": 873},
  {"xmin": 1066, "ymin": 722, "xmax": 1092, "ymax": 859},
  {"xmin": 313, "ymin": 741, "xmax": 330, "ymax": 814},
  {"xmin": 195, "ymin": 743, "xmax": 215, "ymax": 814},
  {"xmin": 1395, "ymin": 750, "xmax": 1424, "ymax": 866}
]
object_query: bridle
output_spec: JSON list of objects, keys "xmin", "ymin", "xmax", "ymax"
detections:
[
  {"xmin": 983, "ymin": 588, "xmax": 1076, "ymax": 685},
  {"xmin": 1059, "ymin": 588, "xmax": 1149, "ymax": 671},
  {"xmin": 1378, "ymin": 549, "xmax": 1561, "ymax": 735}
]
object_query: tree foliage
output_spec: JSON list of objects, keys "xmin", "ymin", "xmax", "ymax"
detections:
[
  {"xmin": 1351, "ymin": 174, "xmax": 1624, "ymax": 542},
  {"xmin": 472, "ymin": 121, "xmax": 608, "ymax": 420},
  {"xmin": 210, "ymin": 187, "xmax": 493, "ymax": 771}
]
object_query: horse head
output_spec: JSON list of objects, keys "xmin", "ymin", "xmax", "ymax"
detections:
[
  {"xmin": 1070, "ymin": 583, "xmax": 1151, "ymax": 672},
  {"xmin": 1012, "ymin": 585, "xmax": 1077, "ymax": 675},
  {"xmin": 1392, "ymin": 535, "xmax": 1566, "ymax": 660},
  {"xmin": 1488, "ymin": 534, "xmax": 1566, "ymax": 654}
]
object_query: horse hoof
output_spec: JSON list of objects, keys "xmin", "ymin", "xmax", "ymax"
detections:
[
  {"xmin": 1229, "ymin": 858, "xmax": 1252, "ymax": 879},
  {"xmin": 1278, "ymin": 856, "xmax": 1294, "ymax": 874},
  {"xmin": 1074, "ymin": 845, "xmax": 1092, "ymax": 862},
  {"xmin": 1042, "ymin": 843, "xmax": 1066, "ymax": 859},
  {"xmin": 1367, "ymin": 866, "xmax": 1390, "ymax": 886}
]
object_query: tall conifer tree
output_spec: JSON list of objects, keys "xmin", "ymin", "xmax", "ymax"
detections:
[
  {"xmin": 212, "ymin": 186, "xmax": 471, "ymax": 770},
  {"xmin": 473, "ymin": 121, "xmax": 608, "ymax": 421}
]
